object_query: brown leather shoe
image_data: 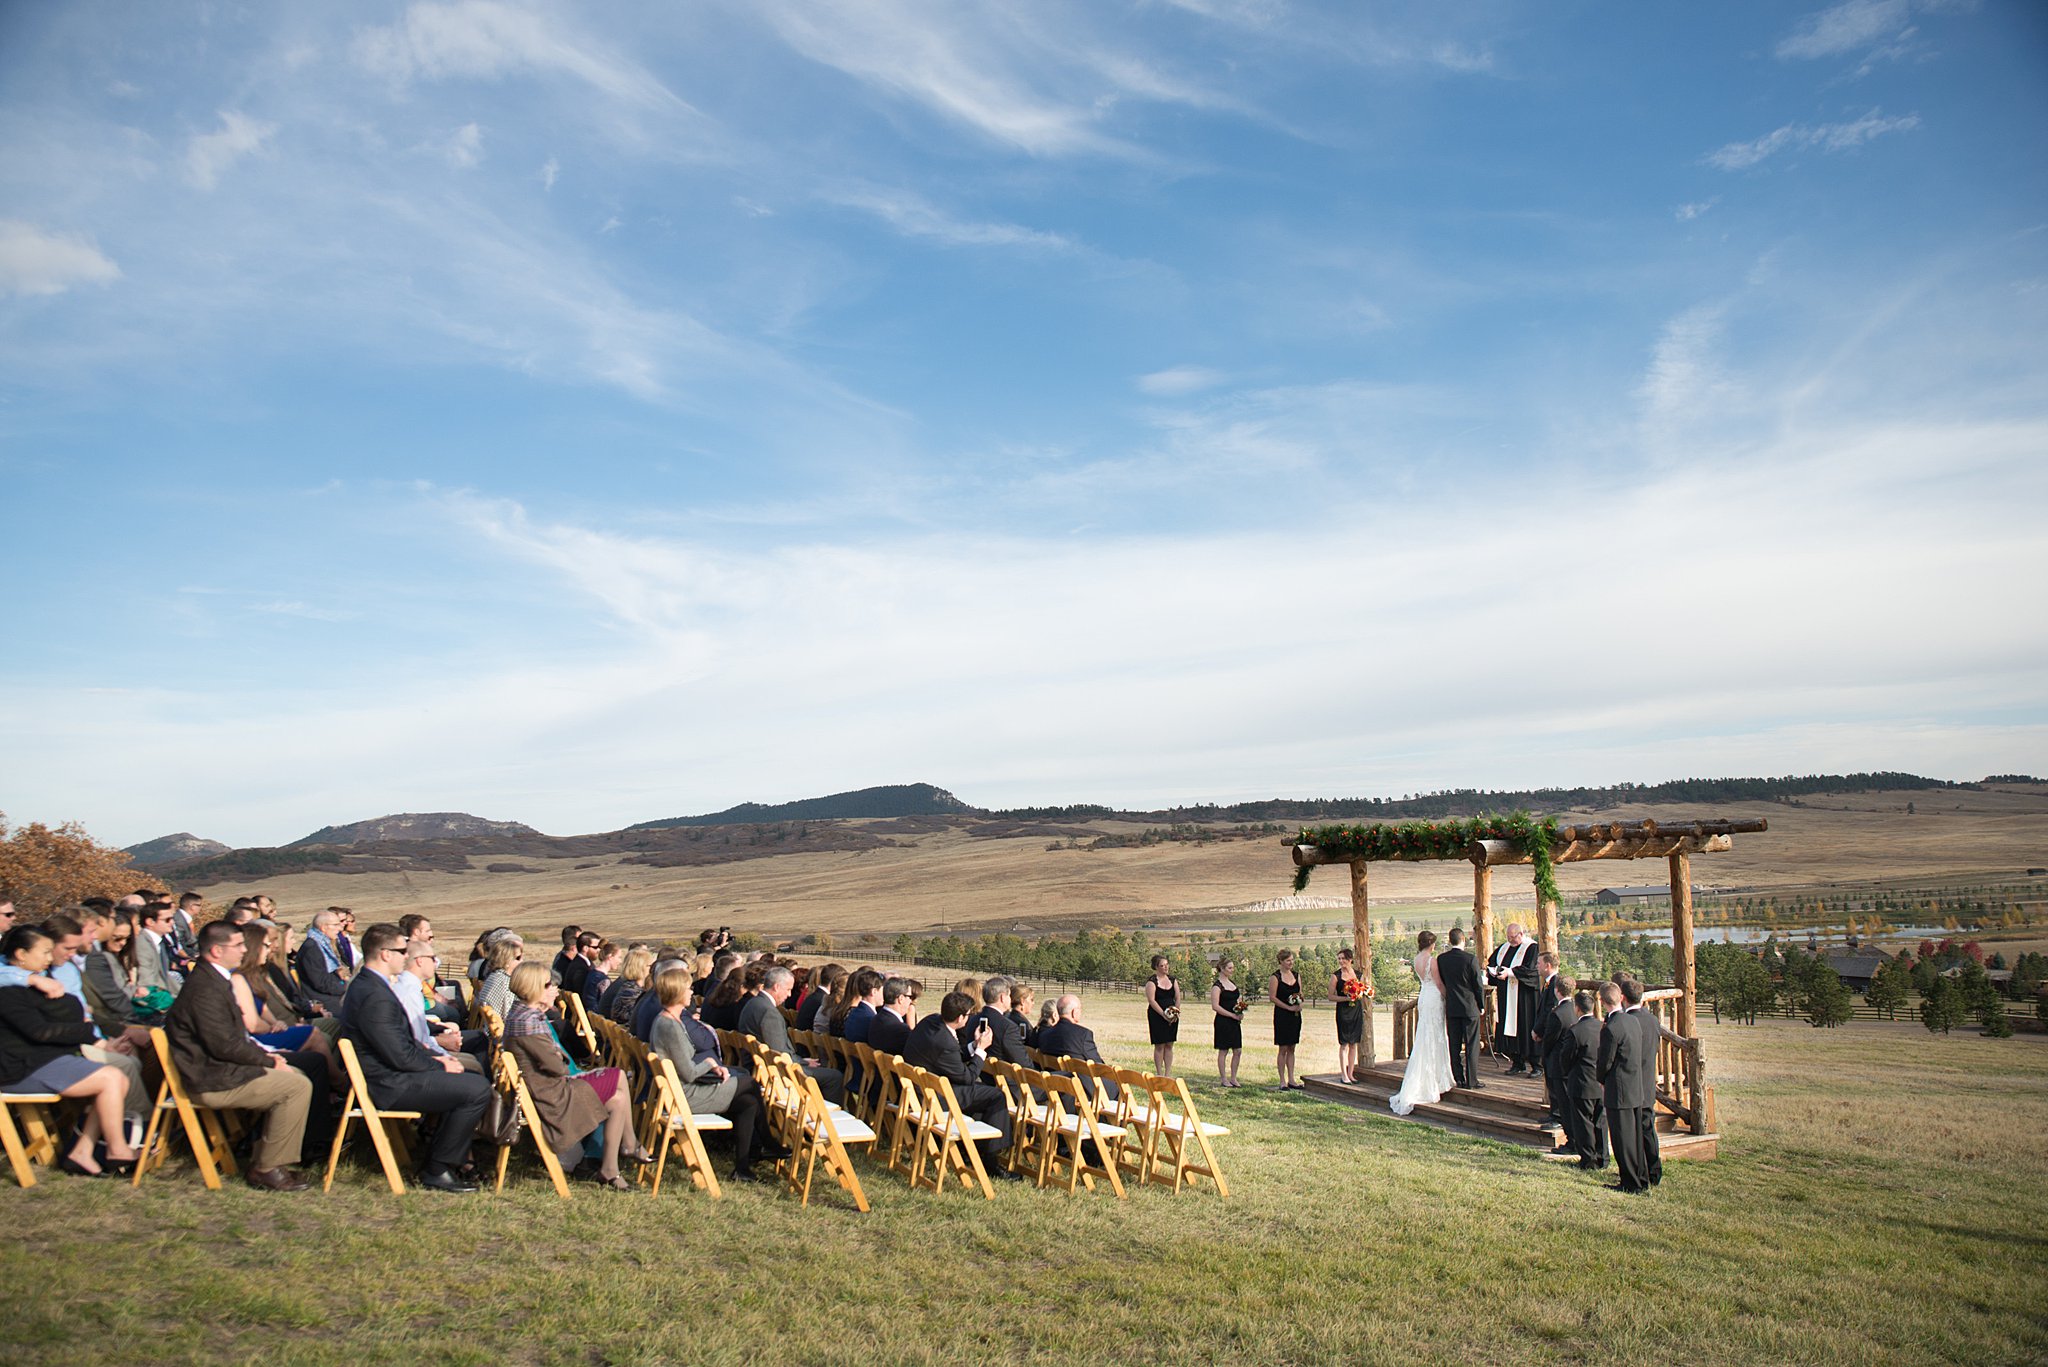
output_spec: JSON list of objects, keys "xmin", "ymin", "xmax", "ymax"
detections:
[{"xmin": 246, "ymin": 1165, "xmax": 310, "ymax": 1192}]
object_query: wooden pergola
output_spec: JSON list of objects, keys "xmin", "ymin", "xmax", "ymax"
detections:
[{"xmin": 1285, "ymin": 816, "xmax": 1768, "ymax": 1069}]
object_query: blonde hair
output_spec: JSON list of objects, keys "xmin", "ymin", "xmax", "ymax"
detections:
[
  {"xmin": 486, "ymin": 939, "xmax": 524, "ymax": 975},
  {"xmin": 1011, "ymin": 983, "xmax": 1035, "ymax": 1014},
  {"xmin": 619, "ymin": 946, "xmax": 656, "ymax": 987},
  {"xmin": 656, "ymin": 967, "xmax": 694, "ymax": 1009},
  {"xmin": 509, "ymin": 962, "xmax": 551, "ymax": 1003}
]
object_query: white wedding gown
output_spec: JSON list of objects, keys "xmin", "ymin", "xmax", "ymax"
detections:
[{"xmin": 1390, "ymin": 953, "xmax": 1457, "ymax": 1115}]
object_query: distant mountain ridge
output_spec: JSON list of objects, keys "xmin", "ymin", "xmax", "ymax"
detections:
[
  {"xmin": 289, "ymin": 812, "xmax": 543, "ymax": 847},
  {"xmin": 123, "ymin": 832, "xmax": 233, "ymax": 867},
  {"xmin": 629, "ymin": 782, "xmax": 977, "ymax": 830}
]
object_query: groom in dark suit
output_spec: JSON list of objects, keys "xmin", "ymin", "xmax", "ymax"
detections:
[{"xmin": 1437, "ymin": 928, "xmax": 1486, "ymax": 1090}]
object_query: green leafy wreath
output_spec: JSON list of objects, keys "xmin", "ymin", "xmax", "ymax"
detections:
[{"xmin": 1290, "ymin": 811, "xmax": 1562, "ymax": 905}]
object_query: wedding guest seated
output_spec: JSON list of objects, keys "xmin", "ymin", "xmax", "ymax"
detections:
[
  {"xmin": 467, "ymin": 928, "xmax": 512, "ymax": 982},
  {"xmin": 502, "ymin": 963, "xmax": 651, "ymax": 1190},
  {"xmin": 135, "ymin": 901, "xmax": 184, "ymax": 998},
  {"xmin": 341, "ymin": 923, "xmax": 492, "ymax": 1193},
  {"xmin": 294, "ymin": 909, "xmax": 351, "ymax": 1015},
  {"xmin": 599, "ymin": 947, "xmax": 654, "ymax": 1023},
  {"xmin": 693, "ymin": 950, "xmax": 736, "ymax": 1003},
  {"xmin": 1037, "ymin": 994, "xmax": 1117, "ymax": 1100},
  {"xmin": 229, "ymin": 924, "xmax": 320, "ymax": 1053},
  {"xmin": 633, "ymin": 957, "xmax": 688, "ymax": 1041},
  {"xmin": 80, "ymin": 909, "xmax": 144, "ymax": 1039},
  {"xmin": 699, "ymin": 962, "xmax": 758, "ymax": 1032},
  {"xmin": 1008, "ymin": 984, "xmax": 1038, "ymax": 1049},
  {"xmin": 475, "ymin": 937, "xmax": 526, "ymax": 1021},
  {"xmin": 0, "ymin": 925, "xmax": 140, "ymax": 1177},
  {"xmin": 797, "ymin": 963, "xmax": 845, "ymax": 1033},
  {"xmin": 1034, "ymin": 998, "xmax": 1058, "ymax": 1042},
  {"xmin": 165, "ymin": 922, "xmax": 317, "ymax": 1191},
  {"xmin": 648, "ymin": 969, "xmax": 781, "ymax": 1183},
  {"xmin": 567, "ymin": 933, "xmax": 610, "ymax": 1009},
  {"xmin": 5, "ymin": 915, "xmax": 148, "ymax": 1141},
  {"xmin": 396, "ymin": 943, "xmax": 485, "ymax": 1072},
  {"xmin": 903, "ymin": 990, "xmax": 1017, "ymax": 1179},
  {"xmin": 973, "ymin": 977, "xmax": 1031, "ymax": 1070},
  {"xmin": 868, "ymin": 976, "xmax": 913, "ymax": 1056},
  {"xmin": 737, "ymin": 966, "xmax": 844, "ymax": 1104},
  {"xmin": 837, "ymin": 968, "xmax": 883, "ymax": 1044}
]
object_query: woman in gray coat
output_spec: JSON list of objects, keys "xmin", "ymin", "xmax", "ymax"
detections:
[{"xmin": 647, "ymin": 969, "xmax": 776, "ymax": 1182}]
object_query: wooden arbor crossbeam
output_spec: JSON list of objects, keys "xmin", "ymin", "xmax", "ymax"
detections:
[{"xmin": 1283, "ymin": 817, "xmax": 1768, "ymax": 1064}]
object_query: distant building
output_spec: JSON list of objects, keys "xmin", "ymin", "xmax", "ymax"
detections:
[
  {"xmin": 1594, "ymin": 885, "xmax": 1698, "ymax": 905},
  {"xmin": 1819, "ymin": 950, "xmax": 1893, "ymax": 991}
]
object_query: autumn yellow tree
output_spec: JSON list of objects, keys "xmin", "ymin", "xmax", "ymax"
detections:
[{"xmin": 0, "ymin": 812, "xmax": 138, "ymax": 919}]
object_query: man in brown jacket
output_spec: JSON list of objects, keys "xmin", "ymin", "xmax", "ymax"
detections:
[{"xmin": 165, "ymin": 921, "xmax": 314, "ymax": 1192}]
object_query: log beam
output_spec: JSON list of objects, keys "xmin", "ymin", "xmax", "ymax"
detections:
[
  {"xmin": 1463, "ymin": 833, "xmax": 1733, "ymax": 866},
  {"xmin": 1670, "ymin": 850, "xmax": 1696, "ymax": 1040},
  {"xmin": 1349, "ymin": 860, "xmax": 1375, "ymax": 1067},
  {"xmin": 1473, "ymin": 862, "xmax": 1493, "ymax": 968}
]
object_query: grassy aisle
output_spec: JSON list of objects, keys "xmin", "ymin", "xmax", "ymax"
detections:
[{"xmin": 2, "ymin": 1008, "xmax": 2041, "ymax": 1367}]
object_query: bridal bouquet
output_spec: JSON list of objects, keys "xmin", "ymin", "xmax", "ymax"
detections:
[
  {"xmin": 1340, "ymin": 977, "xmax": 1371, "ymax": 1003},
  {"xmin": 1283, "ymin": 991, "xmax": 1303, "ymax": 1011},
  {"xmin": 1163, "ymin": 1005, "xmax": 1181, "ymax": 1023}
]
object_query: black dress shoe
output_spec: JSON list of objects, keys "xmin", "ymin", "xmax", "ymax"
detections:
[
  {"xmin": 418, "ymin": 1168, "xmax": 480, "ymax": 1194},
  {"xmin": 730, "ymin": 1167, "xmax": 764, "ymax": 1183},
  {"xmin": 757, "ymin": 1142, "xmax": 793, "ymax": 1161},
  {"xmin": 246, "ymin": 1166, "xmax": 310, "ymax": 1193},
  {"xmin": 991, "ymin": 1167, "xmax": 1027, "ymax": 1182}
]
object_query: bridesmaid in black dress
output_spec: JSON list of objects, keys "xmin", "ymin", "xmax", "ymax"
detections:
[
  {"xmin": 1145, "ymin": 955, "xmax": 1180, "ymax": 1076},
  {"xmin": 1331, "ymin": 947, "xmax": 1367, "ymax": 1084},
  {"xmin": 1270, "ymin": 949, "xmax": 1305, "ymax": 1090},
  {"xmin": 1209, "ymin": 957, "xmax": 1244, "ymax": 1087}
]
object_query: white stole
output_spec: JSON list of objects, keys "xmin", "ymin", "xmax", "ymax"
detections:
[{"xmin": 1490, "ymin": 939, "xmax": 1535, "ymax": 1036}]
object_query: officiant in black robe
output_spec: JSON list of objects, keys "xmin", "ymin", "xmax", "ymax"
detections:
[{"xmin": 1486, "ymin": 925, "xmax": 1543, "ymax": 1073}]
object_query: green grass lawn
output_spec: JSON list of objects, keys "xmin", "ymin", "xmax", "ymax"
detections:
[{"xmin": 3, "ymin": 1004, "xmax": 2043, "ymax": 1367}]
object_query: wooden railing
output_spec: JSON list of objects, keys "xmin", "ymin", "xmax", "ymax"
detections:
[{"xmin": 1389, "ymin": 984, "xmax": 1711, "ymax": 1135}]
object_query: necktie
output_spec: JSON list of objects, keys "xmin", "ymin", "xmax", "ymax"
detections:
[{"xmin": 159, "ymin": 937, "xmax": 176, "ymax": 982}]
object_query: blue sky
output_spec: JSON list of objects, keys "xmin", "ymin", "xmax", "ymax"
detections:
[{"xmin": 3, "ymin": 0, "xmax": 2045, "ymax": 848}]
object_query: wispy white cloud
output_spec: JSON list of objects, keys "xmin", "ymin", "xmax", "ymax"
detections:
[
  {"xmin": 1637, "ymin": 304, "xmax": 1737, "ymax": 440},
  {"xmin": 355, "ymin": 0, "xmax": 686, "ymax": 112},
  {"xmin": 184, "ymin": 109, "xmax": 276, "ymax": 190},
  {"xmin": 0, "ymin": 221, "xmax": 120, "ymax": 297},
  {"xmin": 745, "ymin": 0, "xmax": 1231, "ymax": 156},
  {"xmin": 539, "ymin": 155, "xmax": 558, "ymax": 190},
  {"xmin": 1707, "ymin": 108, "xmax": 1919, "ymax": 170},
  {"xmin": 443, "ymin": 122, "xmax": 484, "ymax": 167},
  {"xmin": 1776, "ymin": 0, "xmax": 1912, "ymax": 59},
  {"xmin": 1674, "ymin": 198, "xmax": 1719, "ymax": 222},
  {"xmin": 826, "ymin": 185, "xmax": 1070, "ymax": 249},
  {"xmin": 1135, "ymin": 365, "xmax": 1226, "ymax": 396}
]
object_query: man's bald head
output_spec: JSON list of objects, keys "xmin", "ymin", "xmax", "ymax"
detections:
[{"xmin": 1056, "ymin": 994, "xmax": 1081, "ymax": 1021}]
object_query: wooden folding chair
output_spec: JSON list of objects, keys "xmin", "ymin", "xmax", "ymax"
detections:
[
  {"xmin": 323, "ymin": 1037, "xmax": 422, "ymax": 1196},
  {"xmin": 848, "ymin": 1041, "xmax": 878, "ymax": 1125},
  {"xmin": 775, "ymin": 1055, "xmax": 875, "ymax": 1211},
  {"xmin": 133, "ymin": 1026, "xmax": 240, "ymax": 1191},
  {"xmin": 1111, "ymin": 1067, "xmax": 1231, "ymax": 1195},
  {"xmin": 714, "ymin": 1028, "xmax": 745, "ymax": 1068},
  {"xmin": 980, "ymin": 1057, "xmax": 1039, "ymax": 1178},
  {"xmin": 878, "ymin": 1054, "xmax": 922, "ymax": 1179},
  {"xmin": 1039, "ymin": 1069, "xmax": 1127, "ymax": 1197},
  {"xmin": 0, "ymin": 1090, "xmax": 67, "ymax": 1188},
  {"xmin": 560, "ymin": 994, "xmax": 600, "ymax": 1060},
  {"xmin": 644, "ymin": 1056, "xmax": 730, "ymax": 1199},
  {"xmin": 491, "ymin": 1050, "xmax": 573, "ymax": 1200},
  {"xmin": 474, "ymin": 1002, "xmax": 504, "ymax": 1044},
  {"xmin": 902, "ymin": 1065, "xmax": 996, "ymax": 1199}
]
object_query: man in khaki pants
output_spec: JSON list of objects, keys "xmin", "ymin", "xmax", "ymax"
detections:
[{"xmin": 165, "ymin": 921, "xmax": 314, "ymax": 1191}]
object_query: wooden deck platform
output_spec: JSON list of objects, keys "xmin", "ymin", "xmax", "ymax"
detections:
[{"xmin": 1303, "ymin": 1061, "xmax": 1719, "ymax": 1160}]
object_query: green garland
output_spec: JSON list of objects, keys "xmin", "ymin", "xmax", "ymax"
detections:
[{"xmin": 1290, "ymin": 811, "xmax": 1562, "ymax": 905}]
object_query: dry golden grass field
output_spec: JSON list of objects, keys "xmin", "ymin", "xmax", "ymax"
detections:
[{"xmin": 211, "ymin": 786, "xmax": 2048, "ymax": 949}]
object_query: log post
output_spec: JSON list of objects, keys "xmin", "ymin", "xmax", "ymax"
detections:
[
  {"xmin": 1670, "ymin": 850, "xmax": 1696, "ymax": 1040},
  {"xmin": 1473, "ymin": 861, "xmax": 1494, "ymax": 968},
  {"xmin": 1536, "ymin": 887, "xmax": 1559, "ymax": 958},
  {"xmin": 1350, "ymin": 860, "xmax": 1375, "ymax": 1067}
]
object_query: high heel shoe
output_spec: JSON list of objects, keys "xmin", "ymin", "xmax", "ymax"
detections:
[
  {"xmin": 591, "ymin": 1171, "xmax": 634, "ymax": 1191},
  {"xmin": 624, "ymin": 1147, "xmax": 657, "ymax": 1166},
  {"xmin": 58, "ymin": 1154, "xmax": 112, "ymax": 1179}
]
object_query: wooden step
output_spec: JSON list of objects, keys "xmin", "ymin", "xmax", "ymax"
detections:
[{"xmin": 1302, "ymin": 1073, "xmax": 1720, "ymax": 1160}]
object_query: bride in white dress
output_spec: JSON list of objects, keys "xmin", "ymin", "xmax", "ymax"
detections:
[{"xmin": 1391, "ymin": 931, "xmax": 1457, "ymax": 1115}]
